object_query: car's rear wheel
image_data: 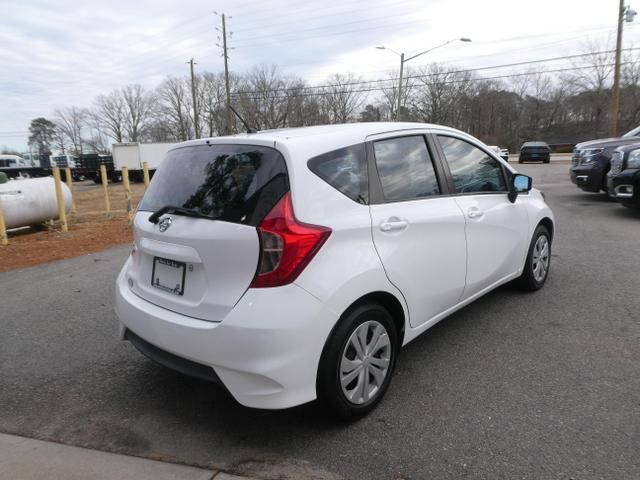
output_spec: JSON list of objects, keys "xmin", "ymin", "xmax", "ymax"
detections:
[
  {"xmin": 317, "ymin": 303, "xmax": 398, "ymax": 420},
  {"xmin": 516, "ymin": 224, "xmax": 551, "ymax": 291}
]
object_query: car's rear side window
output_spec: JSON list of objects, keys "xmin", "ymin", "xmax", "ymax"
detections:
[
  {"xmin": 307, "ymin": 143, "xmax": 368, "ymax": 204},
  {"xmin": 373, "ymin": 135, "xmax": 440, "ymax": 202},
  {"xmin": 138, "ymin": 144, "xmax": 289, "ymax": 227}
]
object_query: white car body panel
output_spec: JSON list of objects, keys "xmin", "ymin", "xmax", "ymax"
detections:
[
  {"xmin": 369, "ymin": 197, "xmax": 467, "ymax": 328},
  {"xmin": 115, "ymin": 122, "xmax": 555, "ymax": 409}
]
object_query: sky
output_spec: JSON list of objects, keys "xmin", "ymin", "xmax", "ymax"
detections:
[{"xmin": 1, "ymin": 0, "xmax": 638, "ymax": 152}]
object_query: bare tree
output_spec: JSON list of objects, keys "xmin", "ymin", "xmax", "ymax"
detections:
[
  {"xmin": 409, "ymin": 64, "xmax": 474, "ymax": 127},
  {"xmin": 563, "ymin": 41, "xmax": 614, "ymax": 137},
  {"xmin": 157, "ymin": 76, "xmax": 193, "ymax": 141},
  {"xmin": 620, "ymin": 49, "xmax": 640, "ymax": 130},
  {"xmin": 92, "ymin": 90, "xmax": 127, "ymax": 142},
  {"xmin": 122, "ymin": 84, "xmax": 155, "ymax": 141},
  {"xmin": 236, "ymin": 65, "xmax": 305, "ymax": 130},
  {"xmin": 54, "ymin": 106, "xmax": 87, "ymax": 154},
  {"xmin": 321, "ymin": 73, "xmax": 366, "ymax": 124}
]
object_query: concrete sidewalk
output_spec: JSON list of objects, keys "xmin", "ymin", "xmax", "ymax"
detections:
[{"xmin": 0, "ymin": 433, "xmax": 253, "ymax": 480}]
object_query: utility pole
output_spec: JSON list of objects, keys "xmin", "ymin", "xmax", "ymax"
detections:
[
  {"xmin": 611, "ymin": 1, "xmax": 637, "ymax": 137},
  {"xmin": 188, "ymin": 58, "xmax": 200, "ymax": 139},
  {"xmin": 611, "ymin": 0, "xmax": 626, "ymax": 137},
  {"xmin": 220, "ymin": 13, "xmax": 233, "ymax": 135},
  {"xmin": 397, "ymin": 53, "xmax": 404, "ymax": 122}
]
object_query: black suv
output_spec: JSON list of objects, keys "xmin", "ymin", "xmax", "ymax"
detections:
[
  {"xmin": 519, "ymin": 142, "xmax": 550, "ymax": 163},
  {"xmin": 570, "ymin": 126, "xmax": 640, "ymax": 194},
  {"xmin": 606, "ymin": 143, "xmax": 640, "ymax": 209}
]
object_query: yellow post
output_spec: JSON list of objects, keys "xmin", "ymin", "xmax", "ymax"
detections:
[
  {"xmin": 0, "ymin": 200, "xmax": 8, "ymax": 245},
  {"xmin": 64, "ymin": 167, "xmax": 76, "ymax": 215},
  {"xmin": 100, "ymin": 164, "xmax": 111, "ymax": 214},
  {"xmin": 142, "ymin": 161, "xmax": 150, "ymax": 188},
  {"xmin": 122, "ymin": 166, "xmax": 133, "ymax": 226},
  {"xmin": 52, "ymin": 167, "xmax": 68, "ymax": 232}
]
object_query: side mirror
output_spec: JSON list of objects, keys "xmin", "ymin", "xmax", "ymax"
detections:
[{"xmin": 508, "ymin": 174, "xmax": 532, "ymax": 203}]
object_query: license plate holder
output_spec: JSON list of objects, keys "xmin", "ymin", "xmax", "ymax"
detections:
[{"xmin": 151, "ymin": 257, "xmax": 186, "ymax": 296}]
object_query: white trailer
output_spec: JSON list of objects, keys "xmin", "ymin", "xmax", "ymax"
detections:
[{"xmin": 112, "ymin": 143, "xmax": 175, "ymax": 182}]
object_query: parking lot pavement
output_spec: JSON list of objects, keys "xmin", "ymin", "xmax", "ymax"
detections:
[{"xmin": 1, "ymin": 160, "xmax": 639, "ymax": 480}]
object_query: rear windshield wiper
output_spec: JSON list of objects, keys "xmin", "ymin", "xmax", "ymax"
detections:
[{"xmin": 148, "ymin": 205, "xmax": 213, "ymax": 224}]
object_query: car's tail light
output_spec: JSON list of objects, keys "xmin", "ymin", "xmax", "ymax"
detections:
[{"xmin": 250, "ymin": 192, "xmax": 331, "ymax": 288}]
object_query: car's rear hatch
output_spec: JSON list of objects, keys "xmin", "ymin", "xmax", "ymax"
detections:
[{"xmin": 127, "ymin": 143, "xmax": 289, "ymax": 322}]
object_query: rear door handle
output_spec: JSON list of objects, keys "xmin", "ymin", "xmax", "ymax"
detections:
[
  {"xmin": 380, "ymin": 218, "xmax": 409, "ymax": 232},
  {"xmin": 467, "ymin": 206, "xmax": 484, "ymax": 219}
]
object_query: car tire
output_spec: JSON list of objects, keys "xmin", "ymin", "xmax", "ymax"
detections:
[
  {"xmin": 518, "ymin": 159, "xmax": 523, "ymax": 164},
  {"xmin": 516, "ymin": 224, "xmax": 551, "ymax": 291},
  {"xmin": 317, "ymin": 303, "xmax": 398, "ymax": 421}
]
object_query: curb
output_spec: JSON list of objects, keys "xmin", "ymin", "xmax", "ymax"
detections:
[{"xmin": 0, "ymin": 433, "xmax": 256, "ymax": 480}]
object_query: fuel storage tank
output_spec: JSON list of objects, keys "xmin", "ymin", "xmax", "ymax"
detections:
[{"xmin": 0, "ymin": 177, "xmax": 72, "ymax": 229}]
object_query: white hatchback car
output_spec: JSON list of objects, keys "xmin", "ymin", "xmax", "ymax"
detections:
[{"xmin": 115, "ymin": 123, "xmax": 554, "ymax": 418}]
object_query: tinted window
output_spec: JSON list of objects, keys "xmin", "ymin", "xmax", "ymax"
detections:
[
  {"xmin": 438, "ymin": 136, "xmax": 506, "ymax": 193},
  {"xmin": 308, "ymin": 143, "xmax": 368, "ymax": 204},
  {"xmin": 138, "ymin": 144, "xmax": 289, "ymax": 226},
  {"xmin": 373, "ymin": 136, "xmax": 440, "ymax": 201}
]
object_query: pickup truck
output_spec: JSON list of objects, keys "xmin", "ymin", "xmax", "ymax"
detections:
[{"xmin": 570, "ymin": 126, "xmax": 640, "ymax": 195}]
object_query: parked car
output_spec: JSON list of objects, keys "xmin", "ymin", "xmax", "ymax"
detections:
[
  {"xmin": 570, "ymin": 125, "xmax": 640, "ymax": 195},
  {"xmin": 606, "ymin": 144, "xmax": 640, "ymax": 209},
  {"xmin": 519, "ymin": 141, "xmax": 550, "ymax": 163},
  {"xmin": 488, "ymin": 145, "xmax": 509, "ymax": 162},
  {"xmin": 114, "ymin": 122, "xmax": 555, "ymax": 419}
]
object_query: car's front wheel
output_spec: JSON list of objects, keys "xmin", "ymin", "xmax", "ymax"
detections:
[
  {"xmin": 516, "ymin": 224, "xmax": 551, "ymax": 291},
  {"xmin": 317, "ymin": 303, "xmax": 398, "ymax": 420}
]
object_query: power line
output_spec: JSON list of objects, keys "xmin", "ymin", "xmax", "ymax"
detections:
[
  {"xmin": 230, "ymin": 48, "xmax": 635, "ymax": 96},
  {"xmin": 230, "ymin": 62, "xmax": 626, "ymax": 101}
]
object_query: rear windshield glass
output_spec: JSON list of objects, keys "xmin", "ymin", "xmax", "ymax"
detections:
[
  {"xmin": 521, "ymin": 142, "xmax": 549, "ymax": 148},
  {"xmin": 138, "ymin": 144, "xmax": 289, "ymax": 227}
]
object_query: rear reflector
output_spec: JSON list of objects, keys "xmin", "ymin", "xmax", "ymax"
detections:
[{"xmin": 251, "ymin": 192, "xmax": 331, "ymax": 288}]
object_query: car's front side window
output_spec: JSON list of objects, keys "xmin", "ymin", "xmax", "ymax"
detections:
[
  {"xmin": 438, "ymin": 135, "xmax": 507, "ymax": 194},
  {"xmin": 373, "ymin": 135, "xmax": 440, "ymax": 202}
]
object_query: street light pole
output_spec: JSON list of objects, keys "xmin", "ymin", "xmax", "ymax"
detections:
[
  {"xmin": 397, "ymin": 52, "xmax": 405, "ymax": 121},
  {"xmin": 377, "ymin": 38, "xmax": 471, "ymax": 122}
]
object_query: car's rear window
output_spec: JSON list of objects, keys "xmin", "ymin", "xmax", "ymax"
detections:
[
  {"xmin": 138, "ymin": 144, "xmax": 289, "ymax": 227},
  {"xmin": 522, "ymin": 142, "xmax": 549, "ymax": 148}
]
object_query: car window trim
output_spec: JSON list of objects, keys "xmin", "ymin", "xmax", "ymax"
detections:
[
  {"xmin": 365, "ymin": 133, "xmax": 449, "ymax": 205},
  {"xmin": 432, "ymin": 132, "xmax": 511, "ymax": 196}
]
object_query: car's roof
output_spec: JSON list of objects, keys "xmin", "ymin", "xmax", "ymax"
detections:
[
  {"xmin": 222, "ymin": 122, "xmax": 446, "ymax": 141},
  {"xmin": 175, "ymin": 122, "xmax": 468, "ymax": 160},
  {"xmin": 179, "ymin": 122, "xmax": 462, "ymax": 146},
  {"xmin": 522, "ymin": 141, "xmax": 549, "ymax": 147}
]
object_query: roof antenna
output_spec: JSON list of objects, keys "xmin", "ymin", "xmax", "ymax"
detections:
[{"xmin": 229, "ymin": 105, "xmax": 259, "ymax": 134}]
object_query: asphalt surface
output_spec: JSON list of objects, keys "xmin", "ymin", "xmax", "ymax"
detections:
[{"xmin": 1, "ymin": 158, "xmax": 639, "ymax": 480}]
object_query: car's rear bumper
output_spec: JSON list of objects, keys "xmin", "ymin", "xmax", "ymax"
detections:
[
  {"xmin": 115, "ymin": 258, "xmax": 337, "ymax": 409},
  {"xmin": 519, "ymin": 152, "xmax": 550, "ymax": 162}
]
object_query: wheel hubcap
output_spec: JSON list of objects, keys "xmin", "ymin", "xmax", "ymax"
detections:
[
  {"xmin": 340, "ymin": 320, "xmax": 391, "ymax": 405},
  {"xmin": 532, "ymin": 235, "xmax": 550, "ymax": 283}
]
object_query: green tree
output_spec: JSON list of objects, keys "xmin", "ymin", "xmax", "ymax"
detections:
[{"xmin": 28, "ymin": 118, "xmax": 56, "ymax": 156}]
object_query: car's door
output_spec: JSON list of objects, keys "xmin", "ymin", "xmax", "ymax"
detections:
[
  {"xmin": 433, "ymin": 133, "xmax": 530, "ymax": 299},
  {"xmin": 367, "ymin": 133, "xmax": 467, "ymax": 328}
]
